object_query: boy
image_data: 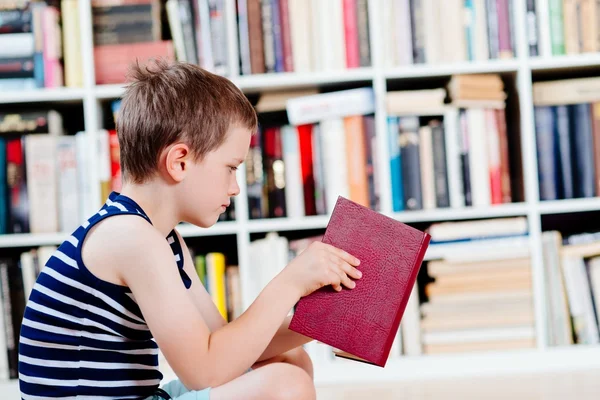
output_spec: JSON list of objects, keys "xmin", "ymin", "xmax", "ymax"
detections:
[{"xmin": 18, "ymin": 59, "xmax": 362, "ymax": 400}]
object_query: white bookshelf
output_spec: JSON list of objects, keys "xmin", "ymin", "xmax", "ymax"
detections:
[{"xmin": 2, "ymin": 0, "xmax": 600, "ymax": 396}]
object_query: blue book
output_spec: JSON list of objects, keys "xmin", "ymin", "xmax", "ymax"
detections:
[
  {"xmin": 570, "ymin": 104, "xmax": 596, "ymax": 198},
  {"xmin": 534, "ymin": 106, "xmax": 559, "ymax": 200},
  {"xmin": 387, "ymin": 116, "xmax": 403, "ymax": 212}
]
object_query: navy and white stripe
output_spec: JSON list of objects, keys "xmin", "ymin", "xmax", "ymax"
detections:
[{"xmin": 19, "ymin": 192, "xmax": 190, "ymax": 399}]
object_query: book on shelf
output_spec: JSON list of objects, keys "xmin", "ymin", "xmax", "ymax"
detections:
[
  {"xmin": 420, "ymin": 218, "xmax": 536, "ymax": 355},
  {"xmin": 532, "ymin": 77, "xmax": 600, "ymax": 200},
  {"xmin": 92, "ymin": 0, "xmax": 175, "ymax": 84},
  {"xmin": 289, "ymin": 196, "xmax": 431, "ymax": 367},
  {"xmin": 386, "ymin": 74, "xmax": 516, "ymax": 212},
  {"xmin": 0, "ymin": 0, "xmax": 82, "ymax": 90},
  {"xmin": 384, "ymin": 0, "xmax": 516, "ymax": 67},
  {"xmin": 542, "ymin": 230, "xmax": 600, "ymax": 346}
]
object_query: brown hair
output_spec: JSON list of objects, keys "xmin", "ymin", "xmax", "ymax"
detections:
[{"xmin": 116, "ymin": 58, "xmax": 258, "ymax": 184}]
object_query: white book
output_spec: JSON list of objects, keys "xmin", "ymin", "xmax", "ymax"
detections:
[
  {"xmin": 286, "ymin": 88, "xmax": 375, "ymax": 126},
  {"xmin": 97, "ymin": 129, "xmax": 111, "ymax": 203},
  {"xmin": 57, "ymin": 136, "xmax": 80, "ymax": 232},
  {"xmin": 419, "ymin": 125, "xmax": 435, "ymax": 210},
  {"xmin": 75, "ymin": 131, "xmax": 93, "ymax": 223},
  {"xmin": 422, "ymin": 326, "xmax": 536, "ymax": 345},
  {"xmin": 443, "ymin": 108, "xmax": 465, "ymax": 208},
  {"xmin": 320, "ymin": 118, "xmax": 350, "ymax": 214},
  {"xmin": 166, "ymin": 0, "xmax": 186, "ymax": 61},
  {"xmin": 329, "ymin": 0, "xmax": 346, "ymax": 71},
  {"xmin": 393, "ymin": 0, "xmax": 413, "ymax": 66},
  {"xmin": 310, "ymin": 0, "xmax": 322, "ymax": 71},
  {"xmin": 237, "ymin": 0, "xmax": 251, "ymax": 75},
  {"xmin": 561, "ymin": 256, "xmax": 600, "ymax": 345},
  {"xmin": 25, "ymin": 135, "xmax": 59, "ymax": 233},
  {"xmin": 0, "ymin": 32, "xmax": 34, "ymax": 58},
  {"xmin": 422, "ymin": 0, "xmax": 441, "ymax": 64},
  {"xmin": 281, "ymin": 125, "xmax": 305, "ymax": 218},
  {"xmin": 288, "ymin": 0, "xmax": 312, "ymax": 73},
  {"xmin": 401, "ymin": 283, "xmax": 422, "ymax": 356},
  {"xmin": 466, "ymin": 109, "xmax": 491, "ymax": 207},
  {"xmin": 20, "ymin": 251, "xmax": 36, "ymax": 304},
  {"xmin": 474, "ymin": 0, "xmax": 490, "ymax": 61}
]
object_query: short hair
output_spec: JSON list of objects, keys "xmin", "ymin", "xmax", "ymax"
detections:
[{"xmin": 116, "ymin": 59, "xmax": 258, "ymax": 184}]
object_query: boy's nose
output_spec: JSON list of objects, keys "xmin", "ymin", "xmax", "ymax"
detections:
[{"xmin": 229, "ymin": 176, "xmax": 241, "ymax": 197}]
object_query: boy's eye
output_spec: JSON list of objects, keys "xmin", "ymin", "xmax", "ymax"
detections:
[{"xmin": 229, "ymin": 166, "xmax": 238, "ymax": 172}]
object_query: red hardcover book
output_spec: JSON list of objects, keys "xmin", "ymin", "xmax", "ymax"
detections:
[{"xmin": 289, "ymin": 196, "xmax": 430, "ymax": 367}]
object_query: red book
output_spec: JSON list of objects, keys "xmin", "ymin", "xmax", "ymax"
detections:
[{"xmin": 289, "ymin": 196, "xmax": 430, "ymax": 367}]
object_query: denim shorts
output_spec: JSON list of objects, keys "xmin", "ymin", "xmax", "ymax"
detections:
[{"xmin": 147, "ymin": 379, "xmax": 211, "ymax": 400}]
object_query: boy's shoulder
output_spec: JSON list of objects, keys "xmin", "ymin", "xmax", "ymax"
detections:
[{"xmin": 80, "ymin": 215, "xmax": 173, "ymax": 284}]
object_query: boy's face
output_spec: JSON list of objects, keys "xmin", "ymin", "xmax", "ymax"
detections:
[{"xmin": 180, "ymin": 125, "xmax": 252, "ymax": 228}]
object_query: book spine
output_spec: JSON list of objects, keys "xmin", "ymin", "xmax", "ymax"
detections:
[
  {"xmin": 380, "ymin": 233, "xmax": 430, "ymax": 367},
  {"xmin": 486, "ymin": 0, "xmax": 499, "ymax": 58},
  {"xmin": 0, "ymin": 8, "xmax": 32, "ymax": 34},
  {"xmin": 388, "ymin": 116, "xmax": 404, "ymax": 212},
  {"xmin": 554, "ymin": 105, "xmax": 574, "ymax": 199},
  {"xmin": 278, "ymin": 0, "xmax": 294, "ymax": 72},
  {"xmin": 343, "ymin": 0, "xmax": 360, "ymax": 68},
  {"xmin": 356, "ymin": 0, "xmax": 371, "ymax": 66},
  {"xmin": 592, "ymin": 102, "xmax": 600, "ymax": 196},
  {"xmin": 261, "ymin": 0, "xmax": 275, "ymax": 72},
  {"xmin": 409, "ymin": 0, "xmax": 426, "ymax": 63},
  {"xmin": 570, "ymin": 103, "xmax": 596, "ymax": 198},
  {"xmin": 237, "ymin": 0, "xmax": 252, "ymax": 75},
  {"xmin": 431, "ymin": 120, "xmax": 450, "ymax": 208},
  {"xmin": 549, "ymin": 0, "xmax": 566, "ymax": 55},
  {"xmin": 527, "ymin": 0, "xmax": 539, "ymax": 56},
  {"xmin": 270, "ymin": 0, "xmax": 284, "ymax": 72},
  {"xmin": 534, "ymin": 106, "xmax": 559, "ymax": 201},
  {"xmin": 399, "ymin": 116, "xmax": 423, "ymax": 210},
  {"xmin": 247, "ymin": 0, "xmax": 265, "ymax": 74}
]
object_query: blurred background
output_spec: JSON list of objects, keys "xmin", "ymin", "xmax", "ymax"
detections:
[{"xmin": 2, "ymin": 0, "xmax": 600, "ymax": 398}]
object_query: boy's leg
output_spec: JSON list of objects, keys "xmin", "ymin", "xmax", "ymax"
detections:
[
  {"xmin": 210, "ymin": 362, "xmax": 316, "ymax": 400},
  {"xmin": 252, "ymin": 346, "xmax": 314, "ymax": 379}
]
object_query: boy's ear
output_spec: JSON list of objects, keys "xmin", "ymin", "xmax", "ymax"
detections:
[{"xmin": 163, "ymin": 143, "xmax": 191, "ymax": 182}]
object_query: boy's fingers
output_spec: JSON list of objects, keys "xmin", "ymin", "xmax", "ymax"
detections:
[
  {"xmin": 340, "ymin": 261, "xmax": 362, "ymax": 280},
  {"xmin": 324, "ymin": 243, "xmax": 360, "ymax": 266}
]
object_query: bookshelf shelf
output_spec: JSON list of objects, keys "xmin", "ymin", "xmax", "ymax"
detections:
[
  {"xmin": 94, "ymin": 84, "xmax": 127, "ymax": 100},
  {"xmin": 384, "ymin": 59, "xmax": 520, "ymax": 80},
  {"xmin": 246, "ymin": 215, "xmax": 331, "ymax": 233},
  {"xmin": 176, "ymin": 221, "xmax": 239, "ymax": 237},
  {"xmin": 529, "ymin": 53, "xmax": 600, "ymax": 71},
  {"xmin": 0, "ymin": 232, "xmax": 69, "ymax": 249},
  {"xmin": 312, "ymin": 345, "xmax": 600, "ymax": 385},
  {"xmin": 0, "ymin": 87, "xmax": 85, "ymax": 105},
  {"xmin": 538, "ymin": 198, "xmax": 600, "ymax": 215},
  {"xmin": 234, "ymin": 68, "xmax": 376, "ymax": 93},
  {"xmin": 390, "ymin": 203, "xmax": 530, "ymax": 224}
]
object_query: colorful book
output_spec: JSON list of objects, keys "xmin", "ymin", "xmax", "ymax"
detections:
[{"xmin": 289, "ymin": 196, "xmax": 431, "ymax": 367}]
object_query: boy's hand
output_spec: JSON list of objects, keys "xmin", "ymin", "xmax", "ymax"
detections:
[{"xmin": 281, "ymin": 241, "xmax": 362, "ymax": 298}]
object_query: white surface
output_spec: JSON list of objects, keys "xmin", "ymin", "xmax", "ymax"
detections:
[{"xmin": 1, "ymin": 0, "xmax": 599, "ymax": 394}]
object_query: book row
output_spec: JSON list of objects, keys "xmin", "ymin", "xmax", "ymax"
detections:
[{"xmin": 0, "ymin": 0, "xmax": 82, "ymax": 91}]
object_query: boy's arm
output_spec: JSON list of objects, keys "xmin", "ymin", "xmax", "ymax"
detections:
[
  {"xmin": 176, "ymin": 230, "xmax": 311, "ymax": 362},
  {"xmin": 256, "ymin": 315, "xmax": 313, "ymax": 362},
  {"xmin": 176, "ymin": 230, "xmax": 227, "ymax": 332},
  {"xmin": 94, "ymin": 217, "xmax": 300, "ymax": 391}
]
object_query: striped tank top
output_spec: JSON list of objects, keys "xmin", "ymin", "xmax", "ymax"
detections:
[{"xmin": 18, "ymin": 192, "xmax": 192, "ymax": 399}]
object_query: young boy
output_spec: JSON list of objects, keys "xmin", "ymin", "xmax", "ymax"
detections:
[{"xmin": 18, "ymin": 59, "xmax": 362, "ymax": 400}]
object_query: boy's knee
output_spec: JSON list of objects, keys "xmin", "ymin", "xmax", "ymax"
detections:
[
  {"xmin": 271, "ymin": 363, "xmax": 316, "ymax": 400},
  {"xmin": 284, "ymin": 347, "xmax": 314, "ymax": 378}
]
